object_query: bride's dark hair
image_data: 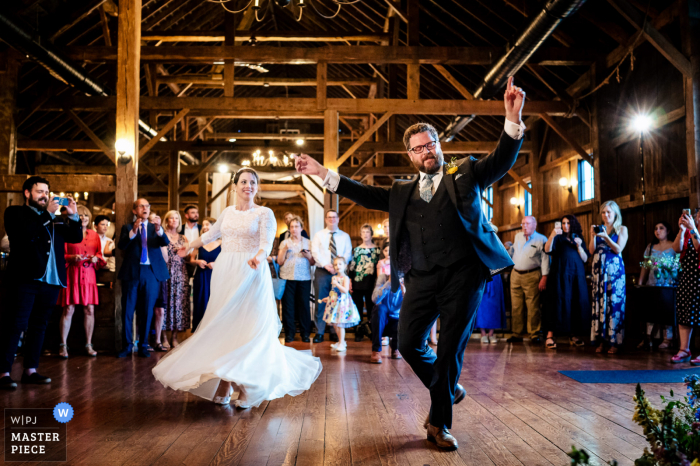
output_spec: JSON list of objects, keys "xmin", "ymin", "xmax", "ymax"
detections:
[{"xmin": 233, "ymin": 167, "xmax": 260, "ymax": 185}]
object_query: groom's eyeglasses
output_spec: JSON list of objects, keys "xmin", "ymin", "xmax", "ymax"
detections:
[{"xmin": 408, "ymin": 141, "xmax": 437, "ymax": 155}]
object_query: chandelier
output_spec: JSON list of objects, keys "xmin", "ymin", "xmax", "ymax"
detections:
[
  {"xmin": 208, "ymin": 0, "xmax": 364, "ymax": 22},
  {"xmin": 242, "ymin": 150, "xmax": 293, "ymax": 168}
]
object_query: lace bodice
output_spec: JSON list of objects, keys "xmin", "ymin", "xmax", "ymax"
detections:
[{"xmin": 200, "ymin": 206, "xmax": 277, "ymax": 254}]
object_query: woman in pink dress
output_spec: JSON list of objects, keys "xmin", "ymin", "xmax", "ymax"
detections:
[{"xmin": 58, "ymin": 205, "xmax": 105, "ymax": 358}]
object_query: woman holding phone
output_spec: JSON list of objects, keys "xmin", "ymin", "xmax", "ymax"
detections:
[
  {"xmin": 671, "ymin": 208, "xmax": 700, "ymax": 364},
  {"xmin": 58, "ymin": 204, "xmax": 105, "ymax": 358},
  {"xmin": 589, "ymin": 200, "xmax": 628, "ymax": 354},
  {"xmin": 277, "ymin": 216, "xmax": 315, "ymax": 343},
  {"xmin": 543, "ymin": 215, "xmax": 590, "ymax": 349}
]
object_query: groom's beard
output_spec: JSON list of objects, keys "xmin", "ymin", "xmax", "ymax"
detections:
[{"xmin": 411, "ymin": 149, "xmax": 444, "ymax": 174}]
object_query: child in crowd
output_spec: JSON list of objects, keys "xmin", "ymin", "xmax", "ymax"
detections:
[
  {"xmin": 370, "ymin": 241, "xmax": 405, "ymax": 363},
  {"xmin": 322, "ymin": 257, "xmax": 360, "ymax": 352}
]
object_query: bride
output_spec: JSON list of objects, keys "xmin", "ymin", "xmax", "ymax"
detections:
[{"xmin": 152, "ymin": 168, "xmax": 322, "ymax": 407}]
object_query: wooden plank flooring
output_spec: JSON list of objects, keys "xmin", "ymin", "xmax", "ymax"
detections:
[{"xmin": 0, "ymin": 339, "xmax": 681, "ymax": 466}]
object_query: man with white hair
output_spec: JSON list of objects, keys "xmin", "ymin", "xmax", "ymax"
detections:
[{"xmin": 507, "ymin": 215, "xmax": 549, "ymax": 344}]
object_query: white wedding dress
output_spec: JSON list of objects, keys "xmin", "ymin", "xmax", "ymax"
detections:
[{"xmin": 152, "ymin": 205, "xmax": 322, "ymax": 407}]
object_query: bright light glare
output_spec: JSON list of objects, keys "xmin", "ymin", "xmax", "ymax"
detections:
[
  {"xmin": 242, "ymin": 160, "xmax": 251, "ymax": 166},
  {"xmin": 228, "ymin": 138, "xmax": 237, "ymax": 142},
  {"xmin": 510, "ymin": 197, "xmax": 517, "ymax": 205},
  {"xmin": 632, "ymin": 114, "xmax": 652, "ymax": 132},
  {"xmin": 115, "ymin": 138, "xmax": 132, "ymax": 155},
  {"xmin": 296, "ymin": 139, "xmax": 304, "ymax": 146},
  {"xmin": 218, "ymin": 164, "xmax": 229, "ymax": 173},
  {"xmin": 559, "ymin": 177, "xmax": 569, "ymax": 187}
]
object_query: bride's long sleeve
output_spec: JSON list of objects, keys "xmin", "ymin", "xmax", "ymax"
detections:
[
  {"xmin": 259, "ymin": 208, "xmax": 277, "ymax": 256},
  {"xmin": 200, "ymin": 208, "xmax": 226, "ymax": 245}
]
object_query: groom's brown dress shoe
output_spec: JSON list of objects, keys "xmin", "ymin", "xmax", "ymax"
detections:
[
  {"xmin": 427, "ymin": 425, "xmax": 458, "ymax": 451},
  {"xmin": 424, "ymin": 384, "xmax": 466, "ymax": 428}
]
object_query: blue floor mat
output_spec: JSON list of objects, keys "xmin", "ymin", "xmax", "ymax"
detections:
[{"xmin": 559, "ymin": 368, "xmax": 700, "ymax": 384}]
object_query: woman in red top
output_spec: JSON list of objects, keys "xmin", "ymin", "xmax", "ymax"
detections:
[{"xmin": 58, "ymin": 205, "xmax": 105, "ymax": 358}]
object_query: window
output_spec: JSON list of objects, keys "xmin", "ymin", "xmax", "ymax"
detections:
[
  {"xmin": 482, "ymin": 186, "xmax": 493, "ymax": 222},
  {"xmin": 578, "ymin": 160, "xmax": 594, "ymax": 202},
  {"xmin": 524, "ymin": 183, "xmax": 532, "ymax": 216}
]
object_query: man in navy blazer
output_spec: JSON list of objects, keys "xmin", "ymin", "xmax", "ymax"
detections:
[
  {"xmin": 296, "ymin": 78, "xmax": 527, "ymax": 451},
  {"xmin": 117, "ymin": 198, "xmax": 170, "ymax": 358}
]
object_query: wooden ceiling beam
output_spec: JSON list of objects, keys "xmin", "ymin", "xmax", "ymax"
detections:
[
  {"xmin": 26, "ymin": 140, "xmax": 532, "ymax": 155},
  {"xmin": 138, "ymin": 108, "xmax": 190, "ymax": 160},
  {"xmin": 33, "ymin": 96, "xmax": 571, "ymax": 116},
  {"xmin": 65, "ymin": 110, "xmax": 115, "ymax": 163},
  {"xmin": 156, "ymin": 76, "xmax": 378, "ymax": 86},
  {"xmin": 539, "ymin": 113, "xmax": 594, "ymax": 167},
  {"xmin": 140, "ymin": 31, "xmax": 391, "ymax": 42},
  {"xmin": 64, "ymin": 46, "xmax": 600, "ymax": 66},
  {"xmin": 0, "ymin": 174, "xmax": 115, "ymax": 193}
]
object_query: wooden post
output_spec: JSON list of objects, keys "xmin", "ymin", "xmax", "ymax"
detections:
[
  {"xmin": 324, "ymin": 109, "xmax": 339, "ymax": 212},
  {"xmin": 198, "ymin": 172, "xmax": 208, "ymax": 217},
  {"xmin": 317, "ymin": 62, "xmax": 327, "ymax": 110},
  {"xmin": 388, "ymin": 16, "xmax": 400, "ymax": 142},
  {"xmin": 169, "ymin": 151, "xmax": 180, "ymax": 211},
  {"xmin": 529, "ymin": 120, "xmax": 544, "ymax": 219},
  {"xmin": 406, "ymin": 0, "xmax": 420, "ymax": 101},
  {"xmin": 224, "ymin": 14, "xmax": 235, "ymax": 98},
  {"xmin": 681, "ymin": 0, "xmax": 700, "ymax": 209},
  {"xmin": 114, "ymin": 0, "xmax": 141, "ymax": 351},
  {"xmin": 590, "ymin": 62, "xmax": 604, "ymax": 224},
  {"xmin": 0, "ymin": 53, "xmax": 19, "ymax": 239}
]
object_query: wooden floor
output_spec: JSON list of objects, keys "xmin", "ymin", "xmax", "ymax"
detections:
[{"xmin": 0, "ymin": 338, "xmax": 679, "ymax": 466}]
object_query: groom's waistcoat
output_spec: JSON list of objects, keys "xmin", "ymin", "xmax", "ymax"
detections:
[{"xmin": 404, "ymin": 179, "xmax": 474, "ymax": 272}]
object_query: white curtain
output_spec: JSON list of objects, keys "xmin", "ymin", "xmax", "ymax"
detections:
[
  {"xmin": 302, "ymin": 175, "xmax": 324, "ymax": 238},
  {"xmin": 210, "ymin": 172, "xmax": 232, "ymax": 219}
]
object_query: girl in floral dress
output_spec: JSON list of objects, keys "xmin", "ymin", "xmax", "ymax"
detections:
[
  {"xmin": 322, "ymin": 256, "xmax": 360, "ymax": 352},
  {"xmin": 349, "ymin": 223, "xmax": 380, "ymax": 341},
  {"xmin": 589, "ymin": 200, "xmax": 628, "ymax": 354}
]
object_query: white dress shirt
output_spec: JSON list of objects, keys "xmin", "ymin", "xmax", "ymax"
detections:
[
  {"xmin": 183, "ymin": 222, "xmax": 200, "ymax": 254},
  {"xmin": 98, "ymin": 233, "xmax": 116, "ymax": 272},
  {"xmin": 128, "ymin": 219, "xmax": 163, "ymax": 265},
  {"xmin": 509, "ymin": 231, "xmax": 550, "ymax": 275},
  {"xmin": 321, "ymin": 118, "xmax": 526, "ymax": 192},
  {"xmin": 311, "ymin": 228, "xmax": 352, "ymax": 269}
]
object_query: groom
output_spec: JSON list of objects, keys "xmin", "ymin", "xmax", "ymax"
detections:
[{"xmin": 295, "ymin": 77, "xmax": 526, "ymax": 450}]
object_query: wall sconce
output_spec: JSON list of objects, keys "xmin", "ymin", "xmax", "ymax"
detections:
[
  {"xmin": 115, "ymin": 138, "xmax": 134, "ymax": 165},
  {"xmin": 510, "ymin": 197, "xmax": 522, "ymax": 210},
  {"xmin": 559, "ymin": 177, "xmax": 574, "ymax": 193}
]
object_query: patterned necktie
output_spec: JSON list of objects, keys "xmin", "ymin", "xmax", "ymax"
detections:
[
  {"xmin": 140, "ymin": 223, "xmax": 148, "ymax": 263},
  {"xmin": 420, "ymin": 173, "xmax": 438, "ymax": 202},
  {"xmin": 329, "ymin": 231, "xmax": 337, "ymax": 262}
]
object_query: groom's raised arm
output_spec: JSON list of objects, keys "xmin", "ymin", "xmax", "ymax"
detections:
[{"xmin": 295, "ymin": 154, "xmax": 391, "ymax": 213}]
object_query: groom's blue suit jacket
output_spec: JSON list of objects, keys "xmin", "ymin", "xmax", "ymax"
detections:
[{"xmin": 334, "ymin": 131, "xmax": 522, "ymax": 292}]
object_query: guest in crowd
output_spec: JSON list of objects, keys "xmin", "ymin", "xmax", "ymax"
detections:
[
  {"xmin": 117, "ymin": 199, "xmax": 170, "ymax": 358},
  {"xmin": 589, "ymin": 200, "xmax": 628, "ymax": 354},
  {"xmin": 543, "ymin": 215, "xmax": 590, "ymax": 349},
  {"xmin": 94, "ymin": 215, "xmax": 115, "ymax": 273},
  {"xmin": 638, "ymin": 221, "xmax": 676, "ymax": 350},
  {"xmin": 507, "ymin": 215, "xmax": 549, "ymax": 344},
  {"xmin": 279, "ymin": 211, "xmax": 309, "ymax": 243},
  {"xmin": 189, "ymin": 217, "xmax": 221, "ymax": 332},
  {"xmin": 382, "ymin": 218, "xmax": 390, "ymax": 238},
  {"xmin": 58, "ymin": 205, "xmax": 106, "ymax": 358},
  {"xmin": 671, "ymin": 209, "xmax": 700, "ymax": 364},
  {"xmin": 277, "ymin": 216, "xmax": 314, "ymax": 343},
  {"xmin": 149, "ymin": 212, "xmax": 169, "ymax": 351},
  {"xmin": 370, "ymin": 241, "xmax": 405, "ymax": 363},
  {"xmin": 349, "ymin": 223, "xmax": 380, "ymax": 341},
  {"xmin": 311, "ymin": 210, "xmax": 352, "ymax": 343},
  {"xmin": 1, "ymin": 234, "xmax": 10, "ymax": 253},
  {"xmin": 159, "ymin": 210, "xmax": 190, "ymax": 349},
  {"xmin": 180, "ymin": 205, "xmax": 200, "ymax": 277},
  {"xmin": 321, "ymin": 256, "xmax": 360, "ymax": 353},
  {"xmin": 477, "ymin": 224, "xmax": 506, "ymax": 344},
  {"xmin": 0, "ymin": 177, "xmax": 82, "ymax": 389}
]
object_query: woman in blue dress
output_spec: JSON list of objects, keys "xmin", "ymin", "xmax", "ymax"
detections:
[
  {"xmin": 476, "ymin": 224, "xmax": 506, "ymax": 344},
  {"xmin": 189, "ymin": 217, "xmax": 221, "ymax": 331},
  {"xmin": 588, "ymin": 200, "xmax": 628, "ymax": 354},
  {"xmin": 543, "ymin": 215, "xmax": 590, "ymax": 349}
]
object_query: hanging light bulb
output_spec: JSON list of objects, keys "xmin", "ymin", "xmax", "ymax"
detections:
[
  {"xmin": 242, "ymin": 160, "xmax": 251, "ymax": 166},
  {"xmin": 74, "ymin": 192, "xmax": 80, "ymax": 199},
  {"xmin": 84, "ymin": 192, "xmax": 88, "ymax": 200}
]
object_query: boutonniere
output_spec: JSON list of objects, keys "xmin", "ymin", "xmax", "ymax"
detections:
[{"xmin": 446, "ymin": 157, "xmax": 459, "ymax": 175}]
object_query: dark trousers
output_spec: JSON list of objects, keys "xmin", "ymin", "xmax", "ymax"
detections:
[
  {"xmin": 371, "ymin": 306, "xmax": 398, "ymax": 352},
  {"xmin": 351, "ymin": 287, "xmax": 374, "ymax": 323},
  {"xmin": 122, "ymin": 265, "xmax": 160, "ymax": 350},
  {"xmin": 313, "ymin": 268, "xmax": 335, "ymax": 336},
  {"xmin": 1, "ymin": 281, "xmax": 61, "ymax": 373},
  {"xmin": 282, "ymin": 279, "xmax": 312, "ymax": 338},
  {"xmin": 398, "ymin": 260, "xmax": 487, "ymax": 430}
]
